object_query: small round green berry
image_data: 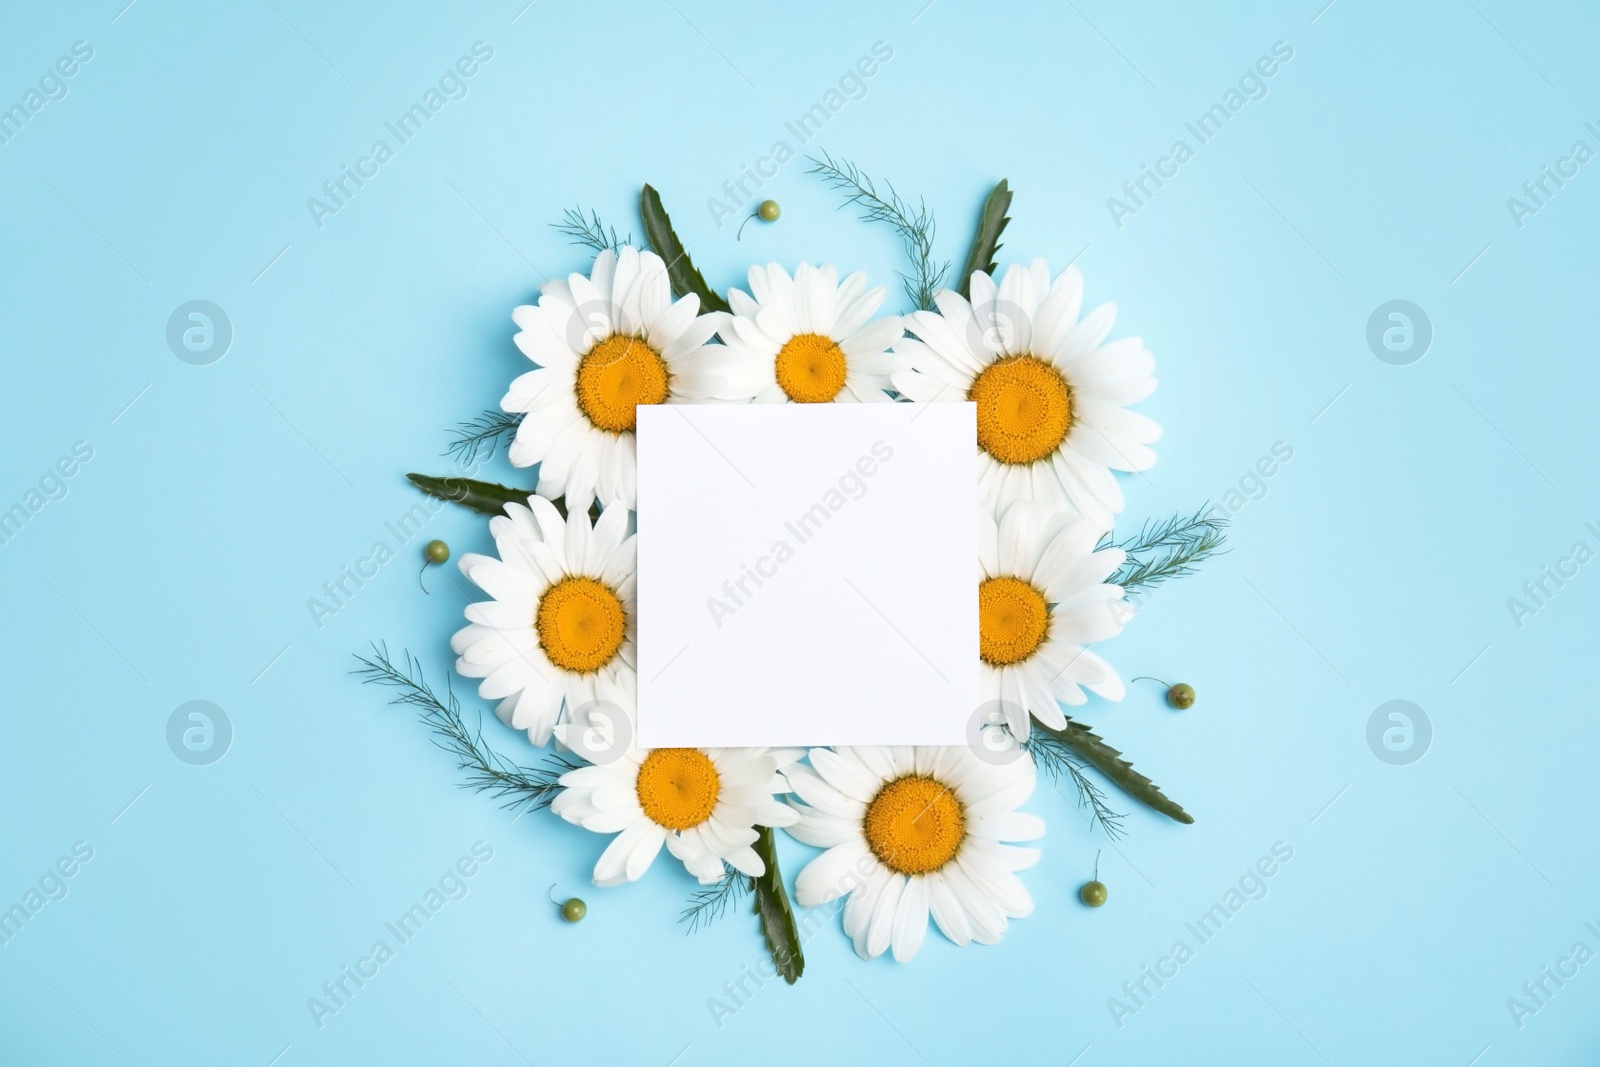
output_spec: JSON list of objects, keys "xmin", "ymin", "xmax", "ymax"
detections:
[
  {"xmin": 424, "ymin": 539, "xmax": 450, "ymax": 564},
  {"xmin": 1080, "ymin": 880, "xmax": 1108, "ymax": 908},
  {"xmin": 757, "ymin": 199, "xmax": 781, "ymax": 222},
  {"xmin": 1166, "ymin": 683, "xmax": 1195, "ymax": 710},
  {"xmin": 560, "ymin": 898, "xmax": 587, "ymax": 923}
]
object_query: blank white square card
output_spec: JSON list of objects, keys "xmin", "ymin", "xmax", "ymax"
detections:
[{"xmin": 635, "ymin": 402, "xmax": 977, "ymax": 747}]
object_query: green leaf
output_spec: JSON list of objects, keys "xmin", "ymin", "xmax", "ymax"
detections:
[
  {"xmin": 956, "ymin": 179, "xmax": 1012, "ymax": 298},
  {"xmin": 639, "ymin": 184, "xmax": 731, "ymax": 314},
  {"xmin": 407, "ymin": 474, "xmax": 604, "ymax": 524},
  {"xmin": 406, "ymin": 473, "xmax": 542, "ymax": 517},
  {"xmin": 1034, "ymin": 717, "xmax": 1194, "ymax": 825},
  {"xmin": 1023, "ymin": 733, "xmax": 1127, "ymax": 839},
  {"xmin": 750, "ymin": 826, "xmax": 804, "ymax": 983}
]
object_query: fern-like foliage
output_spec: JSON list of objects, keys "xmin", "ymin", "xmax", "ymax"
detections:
[
  {"xmin": 679, "ymin": 866, "xmax": 754, "ymax": 932},
  {"xmin": 806, "ymin": 152, "xmax": 947, "ymax": 311},
  {"xmin": 445, "ymin": 409, "xmax": 522, "ymax": 464},
  {"xmin": 1024, "ymin": 733, "xmax": 1127, "ymax": 839},
  {"xmin": 554, "ymin": 207, "xmax": 631, "ymax": 254},
  {"xmin": 353, "ymin": 643, "xmax": 574, "ymax": 815},
  {"xmin": 1104, "ymin": 507, "xmax": 1229, "ymax": 593}
]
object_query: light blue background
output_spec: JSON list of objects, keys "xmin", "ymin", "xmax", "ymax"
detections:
[{"xmin": 2, "ymin": 1, "xmax": 1596, "ymax": 1064}]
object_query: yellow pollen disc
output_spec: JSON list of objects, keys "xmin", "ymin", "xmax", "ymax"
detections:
[
  {"xmin": 968, "ymin": 354, "xmax": 1074, "ymax": 465},
  {"xmin": 636, "ymin": 749, "xmax": 721, "ymax": 831},
  {"xmin": 534, "ymin": 577, "xmax": 626, "ymax": 674},
  {"xmin": 863, "ymin": 776, "xmax": 965, "ymax": 875},
  {"xmin": 978, "ymin": 576, "xmax": 1050, "ymax": 666},
  {"xmin": 575, "ymin": 334, "xmax": 669, "ymax": 433},
  {"xmin": 774, "ymin": 333, "xmax": 849, "ymax": 403}
]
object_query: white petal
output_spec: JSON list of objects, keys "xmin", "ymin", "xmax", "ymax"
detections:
[{"xmin": 890, "ymin": 875, "xmax": 930, "ymax": 962}]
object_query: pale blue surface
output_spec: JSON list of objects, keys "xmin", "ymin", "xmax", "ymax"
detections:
[{"xmin": 3, "ymin": 1, "xmax": 1597, "ymax": 1064}]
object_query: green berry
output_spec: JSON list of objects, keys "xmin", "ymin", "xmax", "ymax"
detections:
[
  {"xmin": 1080, "ymin": 880, "xmax": 1108, "ymax": 908},
  {"xmin": 560, "ymin": 898, "xmax": 586, "ymax": 923},
  {"xmin": 757, "ymin": 199, "xmax": 781, "ymax": 222},
  {"xmin": 424, "ymin": 539, "xmax": 450, "ymax": 564},
  {"xmin": 1167, "ymin": 683, "xmax": 1195, "ymax": 710}
]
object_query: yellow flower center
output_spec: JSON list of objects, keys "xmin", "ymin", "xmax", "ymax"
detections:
[
  {"xmin": 968, "ymin": 354, "xmax": 1074, "ymax": 465},
  {"xmin": 575, "ymin": 334, "xmax": 670, "ymax": 433},
  {"xmin": 636, "ymin": 748, "xmax": 721, "ymax": 831},
  {"xmin": 774, "ymin": 333, "xmax": 848, "ymax": 403},
  {"xmin": 978, "ymin": 576, "xmax": 1050, "ymax": 666},
  {"xmin": 534, "ymin": 577, "xmax": 626, "ymax": 674},
  {"xmin": 863, "ymin": 775, "xmax": 965, "ymax": 875}
]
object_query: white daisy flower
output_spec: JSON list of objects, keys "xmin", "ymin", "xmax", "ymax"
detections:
[
  {"xmin": 711, "ymin": 263, "xmax": 904, "ymax": 403},
  {"xmin": 450, "ymin": 495, "xmax": 635, "ymax": 748},
  {"xmin": 892, "ymin": 258, "xmax": 1159, "ymax": 526},
  {"xmin": 786, "ymin": 746, "xmax": 1043, "ymax": 963},
  {"xmin": 979, "ymin": 503, "xmax": 1129, "ymax": 739},
  {"xmin": 502, "ymin": 246, "xmax": 729, "ymax": 513},
  {"xmin": 551, "ymin": 747, "xmax": 800, "ymax": 887}
]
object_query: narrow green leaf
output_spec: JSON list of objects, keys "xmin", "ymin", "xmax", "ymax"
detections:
[
  {"xmin": 639, "ymin": 184, "xmax": 731, "ymax": 314},
  {"xmin": 1035, "ymin": 718, "xmax": 1194, "ymax": 825},
  {"xmin": 956, "ymin": 179, "xmax": 1013, "ymax": 298},
  {"xmin": 751, "ymin": 826, "xmax": 804, "ymax": 983},
  {"xmin": 406, "ymin": 473, "xmax": 548, "ymax": 518}
]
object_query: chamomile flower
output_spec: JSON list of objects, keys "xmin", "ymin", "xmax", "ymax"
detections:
[
  {"xmin": 978, "ymin": 503, "xmax": 1129, "ymax": 739},
  {"xmin": 450, "ymin": 495, "xmax": 635, "ymax": 747},
  {"xmin": 786, "ymin": 746, "xmax": 1043, "ymax": 962},
  {"xmin": 891, "ymin": 259, "xmax": 1159, "ymax": 526},
  {"xmin": 502, "ymin": 246, "xmax": 729, "ymax": 513},
  {"xmin": 551, "ymin": 747, "xmax": 800, "ymax": 887},
  {"xmin": 710, "ymin": 263, "xmax": 904, "ymax": 403}
]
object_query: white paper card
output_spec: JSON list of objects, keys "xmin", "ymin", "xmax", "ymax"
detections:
[{"xmin": 635, "ymin": 402, "xmax": 978, "ymax": 747}]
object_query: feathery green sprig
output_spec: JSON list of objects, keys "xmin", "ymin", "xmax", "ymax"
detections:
[
  {"xmin": 353, "ymin": 643, "xmax": 575, "ymax": 815},
  {"xmin": 554, "ymin": 206, "xmax": 631, "ymax": 254},
  {"xmin": 679, "ymin": 867, "xmax": 754, "ymax": 932},
  {"xmin": 445, "ymin": 409, "xmax": 522, "ymax": 464},
  {"xmin": 1024, "ymin": 733, "xmax": 1127, "ymax": 839},
  {"xmin": 1105, "ymin": 507, "xmax": 1229, "ymax": 593},
  {"xmin": 806, "ymin": 152, "xmax": 947, "ymax": 311}
]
